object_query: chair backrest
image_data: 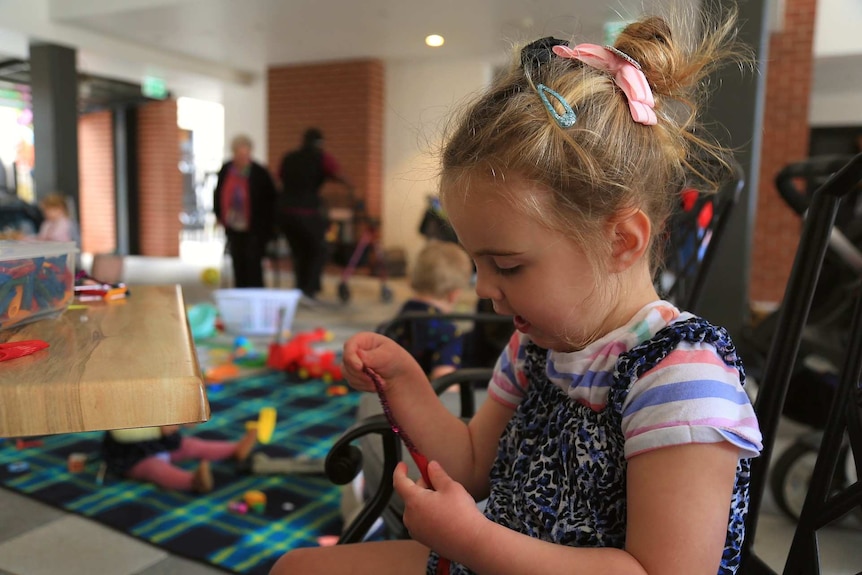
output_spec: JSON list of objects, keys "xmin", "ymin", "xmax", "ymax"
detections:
[
  {"xmin": 741, "ymin": 153, "xmax": 862, "ymax": 574},
  {"xmin": 655, "ymin": 160, "xmax": 744, "ymax": 311},
  {"xmin": 376, "ymin": 307, "xmax": 513, "ymax": 372}
]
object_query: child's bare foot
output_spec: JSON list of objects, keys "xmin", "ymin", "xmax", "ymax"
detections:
[
  {"xmin": 192, "ymin": 460, "xmax": 214, "ymax": 493},
  {"xmin": 234, "ymin": 428, "xmax": 258, "ymax": 462}
]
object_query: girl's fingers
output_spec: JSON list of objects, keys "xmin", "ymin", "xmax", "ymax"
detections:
[
  {"xmin": 392, "ymin": 462, "xmax": 415, "ymax": 497},
  {"xmin": 426, "ymin": 460, "xmax": 452, "ymax": 490}
]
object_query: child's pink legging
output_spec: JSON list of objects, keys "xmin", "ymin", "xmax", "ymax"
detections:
[{"xmin": 126, "ymin": 436, "xmax": 237, "ymax": 491}]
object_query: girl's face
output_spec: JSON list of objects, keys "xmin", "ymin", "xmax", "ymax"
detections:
[
  {"xmin": 444, "ymin": 177, "xmax": 617, "ymax": 352},
  {"xmin": 43, "ymin": 206, "xmax": 65, "ymax": 221}
]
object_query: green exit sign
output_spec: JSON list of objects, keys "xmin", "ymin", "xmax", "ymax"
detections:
[{"xmin": 142, "ymin": 75, "xmax": 168, "ymax": 100}]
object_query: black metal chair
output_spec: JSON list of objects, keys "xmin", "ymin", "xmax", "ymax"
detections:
[
  {"xmin": 740, "ymin": 153, "xmax": 862, "ymax": 574},
  {"xmin": 655, "ymin": 160, "xmax": 744, "ymax": 311},
  {"xmin": 325, "ymin": 367, "xmax": 494, "ymax": 543}
]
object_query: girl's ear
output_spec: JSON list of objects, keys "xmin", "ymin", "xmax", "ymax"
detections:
[
  {"xmin": 446, "ymin": 288, "xmax": 461, "ymax": 305},
  {"xmin": 607, "ymin": 209, "xmax": 652, "ymax": 273}
]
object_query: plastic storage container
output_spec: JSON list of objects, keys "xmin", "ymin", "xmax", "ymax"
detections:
[
  {"xmin": 213, "ymin": 288, "xmax": 302, "ymax": 335},
  {"xmin": 0, "ymin": 240, "xmax": 77, "ymax": 330}
]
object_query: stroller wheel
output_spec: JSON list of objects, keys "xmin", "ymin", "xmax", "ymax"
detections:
[
  {"xmin": 338, "ymin": 282, "xmax": 351, "ymax": 303},
  {"xmin": 770, "ymin": 438, "xmax": 849, "ymax": 522},
  {"xmin": 380, "ymin": 285, "xmax": 393, "ymax": 303},
  {"xmin": 771, "ymin": 441, "xmax": 818, "ymax": 521}
]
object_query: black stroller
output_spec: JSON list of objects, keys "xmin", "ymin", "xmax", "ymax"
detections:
[{"xmin": 743, "ymin": 154, "xmax": 862, "ymax": 521}]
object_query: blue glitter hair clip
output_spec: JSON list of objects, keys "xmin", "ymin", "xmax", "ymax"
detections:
[{"xmin": 536, "ymin": 84, "xmax": 577, "ymax": 128}]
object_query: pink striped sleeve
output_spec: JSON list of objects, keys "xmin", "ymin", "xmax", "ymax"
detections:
[
  {"xmin": 488, "ymin": 332, "xmax": 530, "ymax": 409},
  {"xmin": 621, "ymin": 342, "xmax": 762, "ymax": 460}
]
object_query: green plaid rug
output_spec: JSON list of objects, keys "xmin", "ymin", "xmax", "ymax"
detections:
[{"xmin": 0, "ymin": 372, "xmax": 361, "ymax": 574}]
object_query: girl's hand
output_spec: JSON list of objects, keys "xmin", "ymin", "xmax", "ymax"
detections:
[
  {"xmin": 342, "ymin": 332, "xmax": 425, "ymax": 393},
  {"xmin": 393, "ymin": 460, "xmax": 488, "ymax": 564}
]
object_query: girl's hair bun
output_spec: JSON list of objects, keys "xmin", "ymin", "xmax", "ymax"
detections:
[
  {"xmin": 614, "ymin": 17, "xmax": 678, "ymax": 96},
  {"xmin": 614, "ymin": 12, "xmax": 745, "ymax": 100}
]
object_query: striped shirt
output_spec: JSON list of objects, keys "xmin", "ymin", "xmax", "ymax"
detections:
[{"xmin": 489, "ymin": 301, "xmax": 762, "ymax": 459}]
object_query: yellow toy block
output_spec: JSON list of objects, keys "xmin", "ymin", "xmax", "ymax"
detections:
[{"xmin": 257, "ymin": 407, "xmax": 277, "ymax": 444}]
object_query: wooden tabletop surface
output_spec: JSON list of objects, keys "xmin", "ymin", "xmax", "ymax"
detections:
[{"xmin": 0, "ymin": 285, "xmax": 210, "ymax": 437}]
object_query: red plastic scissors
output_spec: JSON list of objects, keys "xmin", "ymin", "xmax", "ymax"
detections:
[{"xmin": 0, "ymin": 340, "xmax": 49, "ymax": 362}]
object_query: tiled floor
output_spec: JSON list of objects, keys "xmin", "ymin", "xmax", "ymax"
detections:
[{"xmin": 0, "ymin": 255, "xmax": 860, "ymax": 574}]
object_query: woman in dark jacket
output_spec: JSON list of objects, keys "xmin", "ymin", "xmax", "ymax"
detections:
[
  {"xmin": 279, "ymin": 128, "xmax": 353, "ymax": 299},
  {"xmin": 213, "ymin": 135, "xmax": 277, "ymax": 287}
]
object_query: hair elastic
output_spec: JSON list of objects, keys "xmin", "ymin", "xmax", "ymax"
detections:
[
  {"xmin": 521, "ymin": 37, "xmax": 569, "ymax": 69},
  {"xmin": 536, "ymin": 84, "xmax": 577, "ymax": 128}
]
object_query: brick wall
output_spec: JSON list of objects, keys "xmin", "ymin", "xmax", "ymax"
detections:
[
  {"xmin": 267, "ymin": 59, "xmax": 384, "ymax": 216},
  {"xmin": 751, "ymin": 0, "xmax": 818, "ymax": 303},
  {"xmin": 137, "ymin": 100, "xmax": 182, "ymax": 257},
  {"xmin": 78, "ymin": 110, "xmax": 116, "ymax": 253}
]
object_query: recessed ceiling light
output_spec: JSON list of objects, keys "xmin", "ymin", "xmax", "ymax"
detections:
[{"xmin": 425, "ymin": 34, "xmax": 445, "ymax": 48}]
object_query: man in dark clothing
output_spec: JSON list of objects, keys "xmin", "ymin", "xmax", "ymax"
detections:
[
  {"xmin": 278, "ymin": 128, "xmax": 352, "ymax": 300},
  {"xmin": 213, "ymin": 135, "xmax": 277, "ymax": 288}
]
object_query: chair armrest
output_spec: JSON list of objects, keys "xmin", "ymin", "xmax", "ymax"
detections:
[
  {"xmin": 430, "ymin": 367, "xmax": 494, "ymax": 419},
  {"xmin": 329, "ymin": 368, "xmax": 492, "ymax": 543},
  {"xmin": 326, "ymin": 414, "xmax": 403, "ymax": 544}
]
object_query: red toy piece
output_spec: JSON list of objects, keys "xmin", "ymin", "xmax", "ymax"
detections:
[
  {"xmin": 267, "ymin": 328, "xmax": 343, "ymax": 381},
  {"xmin": 298, "ymin": 350, "xmax": 344, "ymax": 383}
]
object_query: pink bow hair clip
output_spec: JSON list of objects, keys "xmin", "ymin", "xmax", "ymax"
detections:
[{"xmin": 552, "ymin": 43, "xmax": 657, "ymax": 126}]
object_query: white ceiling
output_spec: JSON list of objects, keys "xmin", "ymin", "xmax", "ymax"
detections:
[{"xmin": 57, "ymin": 0, "xmax": 671, "ymax": 73}]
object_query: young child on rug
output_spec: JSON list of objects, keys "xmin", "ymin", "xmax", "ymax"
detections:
[
  {"xmin": 102, "ymin": 425, "xmax": 257, "ymax": 493},
  {"xmin": 272, "ymin": 9, "xmax": 762, "ymax": 575},
  {"xmin": 391, "ymin": 241, "xmax": 473, "ymax": 380}
]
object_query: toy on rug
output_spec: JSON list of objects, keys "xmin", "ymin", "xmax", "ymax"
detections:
[
  {"xmin": 247, "ymin": 407, "xmax": 277, "ymax": 444},
  {"xmin": 204, "ymin": 362, "xmax": 240, "ymax": 383},
  {"xmin": 203, "ymin": 337, "xmax": 268, "ymax": 384},
  {"xmin": 267, "ymin": 326, "xmax": 343, "ymax": 383},
  {"xmin": 238, "ymin": 407, "xmax": 332, "ymax": 477},
  {"xmin": 187, "ymin": 302, "xmax": 219, "ymax": 341}
]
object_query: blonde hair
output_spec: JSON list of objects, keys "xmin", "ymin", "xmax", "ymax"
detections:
[
  {"xmin": 39, "ymin": 193, "xmax": 69, "ymax": 215},
  {"xmin": 440, "ymin": 9, "xmax": 746, "ymax": 273},
  {"xmin": 410, "ymin": 241, "xmax": 472, "ymax": 299}
]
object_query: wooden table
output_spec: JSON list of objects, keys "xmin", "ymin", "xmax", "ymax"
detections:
[{"xmin": 0, "ymin": 285, "xmax": 210, "ymax": 437}]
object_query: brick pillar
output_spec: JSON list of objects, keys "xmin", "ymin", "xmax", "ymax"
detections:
[
  {"xmin": 78, "ymin": 110, "xmax": 116, "ymax": 253},
  {"xmin": 137, "ymin": 100, "xmax": 182, "ymax": 257},
  {"xmin": 751, "ymin": 0, "xmax": 818, "ymax": 303},
  {"xmin": 267, "ymin": 59, "xmax": 384, "ymax": 217}
]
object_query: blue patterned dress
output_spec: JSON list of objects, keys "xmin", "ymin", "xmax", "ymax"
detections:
[{"xmin": 427, "ymin": 317, "xmax": 757, "ymax": 574}]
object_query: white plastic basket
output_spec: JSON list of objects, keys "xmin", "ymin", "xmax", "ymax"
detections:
[{"xmin": 213, "ymin": 288, "xmax": 302, "ymax": 335}]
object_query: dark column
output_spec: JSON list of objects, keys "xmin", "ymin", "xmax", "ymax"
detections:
[
  {"xmin": 114, "ymin": 107, "xmax": 140, "ymax": 255},
  {"xmin": 114, "ymin": 108, "xmax": 130, "ymax": 255},
  {"xmin": 693, "ymin": 0, "xmax": 770, "ymax": 338},
  {"xmin": 29, "ymin": 43, "xmax": 79, "ymax": 205}
]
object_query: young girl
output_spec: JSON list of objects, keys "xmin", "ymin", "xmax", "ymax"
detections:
[
  {"xmin": 272, "ymin": 11, "xmax": 761, "ymax": 575},
  {"xmin": 37, "ymin": 193, "xmax": 74, "ymax": 242}
]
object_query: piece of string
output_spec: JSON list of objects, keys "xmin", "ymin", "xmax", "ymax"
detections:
[{"xmin": 364, "ymin": 366, "xmax": 450, "ymax": 573}]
